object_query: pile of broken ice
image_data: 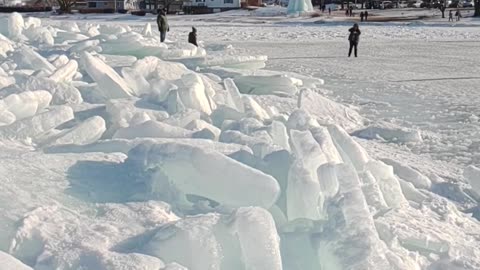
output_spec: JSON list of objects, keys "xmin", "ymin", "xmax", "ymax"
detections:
[{"xmin": 1, "ymin": 13, "xmax": 480, "ymax": 270}]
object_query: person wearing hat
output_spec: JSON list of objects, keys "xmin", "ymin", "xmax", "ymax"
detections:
[
  {"xmin": 348, "ymin": 23, "xmax": 361, "ymax": 57},
  {"xmin": 157, "ymin": 9, "xmax": 169, "ymax": 42}
]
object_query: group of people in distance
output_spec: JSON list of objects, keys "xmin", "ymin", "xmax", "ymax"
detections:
[
  {"xmin": 449, "ymin": 9, "xmax": 462, "ymax": 21},
  {"xmin": 156, "ymin": 8, "xmax": 198, "ymax": 47},
  {"xmin": 156, "ymin": 8, "xmax": 360, "ymax": 58}
]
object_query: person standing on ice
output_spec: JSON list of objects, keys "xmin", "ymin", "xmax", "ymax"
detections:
[
  {"xmin": 348, "ymin": 23, "xmax": 361, "ymax": 57},
  {"xmin": 157, "ymin": 9, "xmax": 169, "ymax": 43},
  {"xmin": 449, "ymin": 10, "xmax": 453, "ymax": 21},
  {"xmin": 188, "ymin": 27, "xmax": 198, "ymax": 47},
  {"xmin": 328, "ymin": 7, "xmax": 331, "ymax": 15},
  {"xmin": 364, "ymin": 11, "xmax": 368, "ymax": 21},
  {"xmin": 360, "ymin": 11, "xmax": 364, "ymax": 21}
]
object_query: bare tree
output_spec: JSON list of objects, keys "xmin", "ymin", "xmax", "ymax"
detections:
[
  {"xmin": 439, "ymin": 4, "xmax": 445, "ymax": 18},
  {"xmin": 57, "ymin": 0, "xmax": 77, "ymax": 13},
  {"xmin": 475, "ymin": 0, "xmax": 480, "ymax": 16},
  {"xmin": 161, "ymin": 0, "xmax": 180, "ymax": 12}
]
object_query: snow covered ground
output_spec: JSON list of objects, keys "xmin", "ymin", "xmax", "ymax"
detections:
[{"xmin": 0, "ymin": 9, "xmax": 480, "ymax": 270}]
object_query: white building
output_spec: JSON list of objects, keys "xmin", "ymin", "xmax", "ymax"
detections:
[
  {"xmin": 86, "ymin": 0, "xmax": 139, "ymax": 9},
  {"xmin": 186, "ymin": 0, "xmax": 240, "ymax": 10}
]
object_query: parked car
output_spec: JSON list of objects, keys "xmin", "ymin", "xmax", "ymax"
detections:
[
  {"xmin": 380, "ymin": 1, "xmax": 394, "ymax": 9},
  {"xmin": 462, "ymin": 0, "xmax": 474, "ymax": 7},
  {"xmin": 448, "ymin": 0, "xmax": 460, "ymax": 7},
  {"xmin": 399, "ymin": 1, "xmax": 409, "ymax": 7},
  {"xmin": 412, "ymin": 1, "xmax": 422, "ymax": 7}
]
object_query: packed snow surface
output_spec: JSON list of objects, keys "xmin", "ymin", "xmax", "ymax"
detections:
[{"xmin": 0, "ymin": 11, "xmax": 479, "ymax": 270}]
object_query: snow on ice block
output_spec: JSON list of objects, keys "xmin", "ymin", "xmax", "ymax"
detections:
[
  {"xmin": 177, "ymin": 73, "xmax": 212, "ymax": 115},
  {"xmin": 132, "ymin": 56, "xmax": 190, "ymax": 81},
  {"xmin": 220, "ymin": 130, "xmax": 271, "ymax": 150},
  {"xmin": 8, "ymin": 12, "xmax": 24, "ymax": 39},
  {"xmin": 397, "ymin": 178, "xmax": 429, "ymax": 204},
  {"xmin": 23, "ymin": 25, "xmax": 54, "ymax": 46},
  {"xmin": 0, "ymin": 105, "xmax": 73, "ymax": 140},
  {"xmin": 54, "ymin": 31, "xmax": 89, "ymax": 43},
  {"xmin": 128, "ymin": 142, "xmax": 280, "ymax": 209},
  {"xmin": 68, "ymin": 40, "xmax": 101, "ymax": 54},
  {"xmin": 234, "ymin": 75, "xmax": 300, "ymax": 96},
  {"xmin": 23, "ymin": 77, "xmax": 83, "ymax": 105},
  {"xmin": 298, "ymin": 89, "xmax": 364, "ymax": 131},
  {"xmin": 99, "ymin": 24, "xmax": 128, "ymax": 35},
  {"xmin": 49, "ymin": 60, "xmax": 78, "ymax": 83},
  {"xmin": 58, "ymin": 21, "xmax": 80, "ymax": 32},
  {"xmin": 203, "ymin": 55, "xmax": 268, "ymax": 69},
  {"xmin": 268, "ymin": 120, "xmax": 290, "ymax": 151},
  {"xmin": 287, "ymin": 161, "xmax": 324, "ymax": 221},
  {"xmin": 464, "ymin": 165, "xmax": 480, "ymax": 196},
  {"xmin": 366, "ymin": 160, "xmax": 408, "ymax": 208},
  {"xmin": 185, "ymin": 119, "xmax": 221, "ymax": 140},
  {"xmin": 121, "ymin": 67, "xmax": 151, "ymax": 96},
  {"xmin": 290, "ymin": 129, "xmax": 327, "ymax": 169},
  {"xmin": 327, "ymin": 124, "xmax": 370, "ymax": 172},
  {"xmin": 382, "ymin": 158, "xmax": 431, "ymax": 189},
  {"xmin": 99, "ymin": 54, "xmax": 138, "ymax": 68},
  {"xmin": 24, "ymin": 17, "xmax": 41, "ymax": 29},
  {"xmin": 100, "ymin": 33, "xmax": 167, "ymax": 58},
  {"xmin": 310, "ymin": 126, "xmax": 343, "ymax": 164},
  {"xmin": 242, "ymin": 96, "xmax": 270, "ymax": 121},
  {"xmin": 51, "ymin": 55, "xmax": 69, "ymax": 68},
  {"xmin": 317, "ymin": 163, "xmax": 340, "ymax": 200},
  {"xmin": 0, "ymin": 75, "xmax": 15, "ymax": 89},
  {"xmin": 286, "ymin": 109, "xmax": 318, "ymax": 131},
  {"xmin": 3, "ymin": 90, "xmax": 52, "ymax": 120},
  {"xmin": 162, "ymin": 43, "xmax": 199, "ymax": 59},
  {"xmin": 0, "ymin": 107, "xmax": 15, "ymax": 126},
  {"xmin": 205, "ymin": 66, "xmax": 324, "ymax": 89},
  {"xmin": 141, "ymin": 214, "xmax": 223, "ymax": 270},
  {"xmin": 0, "ymin": 251, "xmax": 33, "ymax": 270},
  {"xmin": 87, "ymin": 25, "xmax": 100, "ymax": 37},
  {"xmin": 105, "ymin": 98, "xmax": 168, "ymax": 131},
  {"xmin": 321, "ymin": 163, "xmax": 392, "ymax": 269},
  {"xmin": 0, "ymin": 40, "xmax": 14, "ymax": 58},
  {"xmin": 223, "ymin": 78, "xmax": 245, "ymax": 113},
  {"xmin": 80, "ymin": 51, "xmax": 134, "ymax": 99},
  {"xmin": 352, "ymin": 123, "xmax": 422, "ymax": 143},
  {"xmin": 44, "ymin": 138, "xmax": 252, "ymax": 155},
  {"xmin": 49, "ymin": 116, "xmax": 106, "ymax": 146},
  {"xmin": 232, "ymin": 207, "xmax": 282, "ymax": 270},
  {"xmin": 12, "ymin": 45, "xmax": 56, "ymax": 73},
  {"xmin": 359, "ymin": 171, "xmax": 388, "ymax": 213},
  {"xmin": 113, "ymin": 120, "xmax": 192, "ymax": 139},
  {"xmin": 82, "ymin": 251, "xmax": 167, "ymax": 270},
  {"xmin": 142, "ymin": 23, "xmax": 153, "ymax": 37}
]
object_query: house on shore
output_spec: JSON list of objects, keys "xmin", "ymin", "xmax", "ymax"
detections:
[
  {"xmin": 183, "ymin": 0, "xmax": 241, "ymax": 14},
  {"xmin": 84, "ymin": 0, "xmax": 139, "ymax": 9}
]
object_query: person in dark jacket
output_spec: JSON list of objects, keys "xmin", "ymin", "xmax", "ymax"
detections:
[
  {"xmin": 449, "ymin": 10, "xmax": 453, "ymax": 22},
  {"xmin": 188, "ymin": 27, "xmax": 198, "ymax": 47},
  {"xmin": 360, "ymin": 11, "xmax": 364, "ymax": 21},
  {"xmin": 455, "ymin": 9, "xmax": 461, "ymax": 21},
  {"xmin": 364, "ymin": 10, "xmax": 369, "ymax": 21},
  {"xmin": 348, "ymin": 23, "xmax": 361, "ymax": 57},
  {"xmin": 157, "ymin": 9, "xmax": 169, "ymax": 42}
]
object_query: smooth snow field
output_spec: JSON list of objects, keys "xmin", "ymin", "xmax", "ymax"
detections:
[{"xmin": 1, "ymin": 9, "xmax": 480, "ymax": 270}]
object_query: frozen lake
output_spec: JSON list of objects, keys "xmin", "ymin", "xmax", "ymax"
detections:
[{"xmin": 1, "ymin": 9, "xmax": 480, "ymax": 270}]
